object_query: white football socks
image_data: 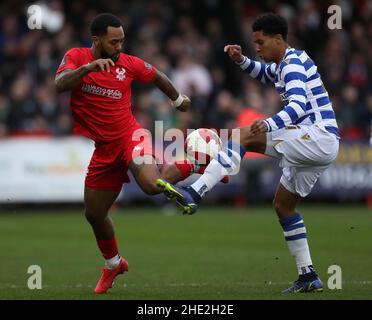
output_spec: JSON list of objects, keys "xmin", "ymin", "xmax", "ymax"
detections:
[
  {"xmin": 279, "ymin": 213, "xmax": 313, "ymax": 275},
  {"xmin": 191, "ymin": 140, "xmax": 245, "ymax": 197}
]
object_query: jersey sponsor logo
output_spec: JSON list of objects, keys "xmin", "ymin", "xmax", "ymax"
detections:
[
  {"xmin": 115, "ymin": 67, "xmax": 126, "ymax": 81},
  {"xmin": 81, "ymin": 84, "xmax": 122, "ymax": 99},
  {"xmin": 133, "ymin": 145, "xmax": 143, "ymax": 152},
  {"xmin": 285, "ymin": 125, "xmax": 300, "ymax": 130}
]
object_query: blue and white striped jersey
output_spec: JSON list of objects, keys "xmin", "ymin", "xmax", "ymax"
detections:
[{"xmin": 238, "ymin": 47, "xmax": 339, "ymax": 138}]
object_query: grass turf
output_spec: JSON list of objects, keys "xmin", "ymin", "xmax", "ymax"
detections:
[{"xmin": 0, "ymin": 204, "xmax": 371, "ymax": 300}]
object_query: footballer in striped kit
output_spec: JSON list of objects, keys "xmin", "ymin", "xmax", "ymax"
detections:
[{"xmin": 157, "ymin": 13, "xmax": 339, "ymax": 293}]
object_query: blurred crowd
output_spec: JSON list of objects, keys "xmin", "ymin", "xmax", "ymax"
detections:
[{"xmin": 0, "ymin": 0, "xmax": 371, "ymax": 142}]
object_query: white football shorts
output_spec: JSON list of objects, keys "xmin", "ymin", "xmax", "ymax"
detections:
[{"xmin": 265, "ymin": 124, "xmax": 339, "ymax": 197}]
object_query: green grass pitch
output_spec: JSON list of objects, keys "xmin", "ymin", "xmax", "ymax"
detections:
[{"xmin": 0, "ymin": 204, "xmax": 371, "ymax": 300}]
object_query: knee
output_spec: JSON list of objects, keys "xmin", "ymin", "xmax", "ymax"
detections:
[
  {"xmin": 272, "ymin": 198, "xmax": 281, "ymax": 215},
  {"xmin": 85, "ymin": 209, "xmax": 105, "ymax": 225},
  {"xmin": 84, "ymin": 209, "xmax": 96, "ymax": 223},
  {"xmin": 232, "ymin": 126, "xmax": 253, "ymax": 148},
  {"xmin": 160, "ymin": 164, "xmax": 181, "ymax": 184},
  {"xmin": 273, "ymin": 197, "xmax": 292, "ymax": 217}
]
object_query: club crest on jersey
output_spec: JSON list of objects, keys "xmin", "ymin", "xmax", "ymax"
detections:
[{"xmin": 116, "ymin": 67, "xmax": 126, "ymax": 81}]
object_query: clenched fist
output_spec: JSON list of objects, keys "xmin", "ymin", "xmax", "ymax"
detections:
[
  {"xmin": 224, "ymin": 44, "xmax": 244, "ymax": 64},
  {"xmin": 250, "ymin": 119, "xmax": 269, "ymax": 136}
]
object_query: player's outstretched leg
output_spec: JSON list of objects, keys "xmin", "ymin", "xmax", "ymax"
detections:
[
  {"xmin": 156, "ymin": 179, "xmax": 201, "ymax": 215},
  {"xmin": 160, "ymin": 160, "xmax": 229, "ymax": 184},
  {"xmin": 156, "ymin": 139, "xmax": 247, "ymax": 214}
]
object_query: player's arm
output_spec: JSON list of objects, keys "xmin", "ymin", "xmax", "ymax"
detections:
[
  {"xmin": 263, "ymin": 61, "xmax": 307, "ymax": 132},
  {"xmin": 55, "ymin": 59, "xmax": 115, "ymax": 93},
  {"xmin": 251, "ymin": 61, "xmax": 308, "ymax": 136},
  {"xmin": 151, "ymin": 68, "xmax": 191, "ymax": 112},
  {"xmin": 224, "ymin": 44, "xmax": 276, "ymax": 84},
  {"xmin": 55, "ymin": 67, "xmax": 89, "ymax": 93}
]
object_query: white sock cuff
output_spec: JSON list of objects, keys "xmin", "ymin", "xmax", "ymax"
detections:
[{"xmin": 105, "ymin": 254, "xmax": 120, "ymax": 269}]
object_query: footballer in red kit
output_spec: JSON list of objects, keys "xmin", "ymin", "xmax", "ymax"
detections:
[
  {"xmin": 56, "ymin": 47, "xmax": 159, "ymax": 190},
  {"xmin": 56, "ymin": 47, "xmax": 156, "ymax": 143},
  {"xmin": 55, "ymin": 13, "xmax": 198, "ymax": 294}
]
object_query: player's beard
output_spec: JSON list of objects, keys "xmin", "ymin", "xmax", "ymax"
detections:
[{"xmin": 101, "ymin": 48, "xmax": 120, "ymax": 62}]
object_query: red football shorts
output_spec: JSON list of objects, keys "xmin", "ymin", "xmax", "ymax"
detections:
[{"xmin": 85, "ymin": 125, "xmax": 154, "ymax": 191}]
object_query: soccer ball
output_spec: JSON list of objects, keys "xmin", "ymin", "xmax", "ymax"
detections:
[{"xmin": 185, "ymin": 128, "xmax": 222, "ymax": 165}]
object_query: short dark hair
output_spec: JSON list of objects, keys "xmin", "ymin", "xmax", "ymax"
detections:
[
  {"xmin": 90, "ymin": 13, "xmax": 122, "ymax": 36},
  {"xmin": 252, "ymin": 13, "xmax": 288, "ymax": 40}
]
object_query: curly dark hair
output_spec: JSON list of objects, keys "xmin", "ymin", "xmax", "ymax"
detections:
[
  {"xmin": 252, "ymin": 13, "xmax": 288, "ymax": 41},
  {"xmin": 90, "ymin": 13, "xmax": 123, "ymax": 36}
]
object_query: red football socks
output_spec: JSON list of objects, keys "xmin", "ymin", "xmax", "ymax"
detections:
[
  {"xmin": 96, "ymin": 236, "xmax": 119, "ymax": 260},
  {"xmin": 174, "ymin": 160, "xmax": 194, "ymax": 180},
  {"xmin": 174, "ymin": 160, "xmax": 229, "ymax": 183}
]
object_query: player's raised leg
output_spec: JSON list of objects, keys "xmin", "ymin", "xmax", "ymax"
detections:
[
  {"xmin": 156, "ymin": 126, "xmax": 264, "ymax": 214},
  {"xmin": 130, "ymin": 156, "xmax": 212, "ymax": 215},
  {"xmin": 161, "ymin": 160, "xmax": 230, "ymax": 184},
  {"xmin": 129, "ymin": 155, "xmax": 163, "ymax": 195},
  {"xmin": 84, "ymin": 187, "xmax": 129, "ymax": 294},
  {"xmin": 160, "ymin": 162, "xmax": 193, "ymax": 185},
  {"xmin": 129, "ymin": 152, "xmax": 218, "ymax": 194},
  {"xmin": 129, "ymin": 155, "xmax": 197, "ymax": 194},
  {"xmin": 273, "ymin": 183, "xmax": 323, "ymax": 293},
  {"xmin": 190, "ymin": 127, "xmax": 264, "ymax": 196}
]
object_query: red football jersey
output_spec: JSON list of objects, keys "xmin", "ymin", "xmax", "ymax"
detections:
[{"xmin": 56, "ymin": 48, "xmax": 156, "ymax": 142}]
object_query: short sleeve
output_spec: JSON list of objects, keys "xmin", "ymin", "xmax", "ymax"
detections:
[
  {"xmin": 128, "ymin": 55, "xmax": 156, "ymax": 83},
  {"xmin": 56, "ymin": 48, "xmax": 79, "ymax": 74}
]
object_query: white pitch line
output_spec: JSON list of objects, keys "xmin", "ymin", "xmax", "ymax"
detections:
[{"xmin": 1, "ymin": 280, "xmax": 371, "ymax": 289}]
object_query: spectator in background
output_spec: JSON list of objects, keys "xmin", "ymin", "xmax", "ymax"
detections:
[
  {"xmin": 347, "ymin": 52, "xmax": 369, "ymax": 90},
  {"xmin": 207, "ymin": 90, "xmax": 239, "ymax": 130},
  {"xmin": 0, "ymin": 94, "xmax": 10, "ymax": 138},
  {"xmin": 7, "ymin": 75, "xmax": 37, "ymax": 134},
  {"xmin": 365, "ymin": 93, "xmax": 372, "ymax": 145},
  {"xmin": 338, "ymin": 84, "xmax": 368, "ymax": 141},
  {"xmin": 172, "ymin": 55, "xmax": 213, "ymax": 100},
  {"xmin": 236, "ymin": 102, "xmax": 268, "ymax": 206},
  {"xmin": 0, "ymin": 0, "xmax": 370, "ymax": 145}
]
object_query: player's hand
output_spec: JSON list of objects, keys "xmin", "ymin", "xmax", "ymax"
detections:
[
  {"xmin": 176, "ymin": 95, "xmax": 191, "ymax": 112},
  {"xmin": 250, "ymin": 119, "xmax": 268, "ymax": 136},
  {"xmin": 224, "ymin": 44, "xmax": 244, "ymax": 63},
  {"xmin": 85, "ymin": 59, "xmax": 115, "ymax": 73}
]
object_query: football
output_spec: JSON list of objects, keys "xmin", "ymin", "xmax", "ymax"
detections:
[{"xmin": 185, "ymin": 128, "xmax": 222, "ymax": 165}]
